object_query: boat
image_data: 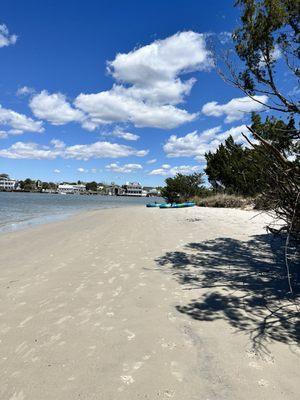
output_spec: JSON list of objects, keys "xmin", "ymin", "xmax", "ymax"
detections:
[
  {"xmin": 146, "ymin": 202, "xmax": 163, "ymax": 207},
  {"xmin": 159, "ymin": 202, "xmax": 196, "ymax": 209}
]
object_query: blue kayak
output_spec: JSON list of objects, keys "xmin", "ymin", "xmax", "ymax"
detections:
[
  {"xmin": 159, "ymin": 202, "xmax": 195, "ymax": 209},
  {"xmin": 146, "ymin": 203, "xmax": 163, "ymax": 207}
]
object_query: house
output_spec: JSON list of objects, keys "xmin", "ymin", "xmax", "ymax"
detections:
[
  {"xmin": 0, "ymin": 176, "xmax": 18, "ymax": 191},
  {"xmin": 106, "ymin": 185, "xmax": 125, "ymax": 196},
  {"xmin": 57, "ymin": 184, "xmax": 86, "ymax": 194},
  {"xmin": 122, "ymin": 182, "xmax": 143, "ymax": 196}
]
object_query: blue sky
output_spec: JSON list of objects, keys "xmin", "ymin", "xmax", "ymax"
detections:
[{"xmin": 0, "ymin": 0, "xmax": 293, "ymax": 185}]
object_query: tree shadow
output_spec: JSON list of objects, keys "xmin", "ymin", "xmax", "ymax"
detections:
[{"xmin": 156, "ymin": 234, "xmax": 300, "ymax": 352}]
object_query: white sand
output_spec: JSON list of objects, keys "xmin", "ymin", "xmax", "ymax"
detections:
[{"xmin": 0, "ymin": 206, "xmax": 299, "ymax": 399}]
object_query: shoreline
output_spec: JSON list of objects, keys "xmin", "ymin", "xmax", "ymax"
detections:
[
  {"xmin": 0, "ymin": 192, "xmax": 162, "ymax": 235},
  {"xmin": 0, "ymin": 206, "xmax": 298, "ymax": 400}
]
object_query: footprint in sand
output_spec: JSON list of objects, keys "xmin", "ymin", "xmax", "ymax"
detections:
[
  {"xmin": 124, "ymin": 329, "xmax": 135, "ymax": 341},
  {"xmin": 258, "ymin": 378, "xmax": 269, "ymax": 387}
]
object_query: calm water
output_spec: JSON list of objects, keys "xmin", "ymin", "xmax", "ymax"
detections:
[{"xmin": 0, "ymin": 192, "xmax": 163, "ymax": 233}]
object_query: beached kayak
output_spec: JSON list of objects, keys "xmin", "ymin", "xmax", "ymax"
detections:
[
  {"xmin": 159, "ymin": 202, "xmax": 195, "ymax": 209},
  {"xmin": 146, "ymin": 203, "xmax": 163, "ymax": 207}
]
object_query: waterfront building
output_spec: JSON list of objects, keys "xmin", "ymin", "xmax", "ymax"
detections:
[
  {"xmin": 122, "ymin": 182, "xmax": 143, "ymax": 196},
  {"xmin": 106, "ymin": 185, "xmax": 125, "ymax": 196},
  {"xmin": 57, "ymin": 184, "xmax": 86, "ymax": 194},
  {"xmin": 0, "ymin": 177, "xmax": 18, "ymax": 191}
]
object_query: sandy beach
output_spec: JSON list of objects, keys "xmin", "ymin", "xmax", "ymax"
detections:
[{"xmin": 0, "ymin": 206, "xmax": 299, "ymax": 400}]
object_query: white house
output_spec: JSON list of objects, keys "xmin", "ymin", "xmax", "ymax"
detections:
[
  {"xmin": 57, "ymin": 184, "xmax": 86, "ymax": 194},
  {"xmin": 123, "ymin": 182, "xmax": 143, "ymax": 196},
  {"xmin": 0, "ymin": 177, "xmax": 18, "ymax": 191}
]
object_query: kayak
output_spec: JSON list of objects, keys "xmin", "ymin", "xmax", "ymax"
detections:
[
  {"xmin": 159, "ymin": 202, "xmax": 196, "ymax": 209},
  {"xmin": 146, "ymin": 203, "xmax": 163, "ymax": 207}
]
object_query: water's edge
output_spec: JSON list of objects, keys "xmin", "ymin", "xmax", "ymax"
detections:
[{"xmin": 0, "ymin": 192, "xmax": 162, "ymax": 234}]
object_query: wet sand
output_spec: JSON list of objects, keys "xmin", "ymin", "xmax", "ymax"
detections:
[{"xmin": 0, "ymin": 206, "xmax": 299, "ymax": 399}]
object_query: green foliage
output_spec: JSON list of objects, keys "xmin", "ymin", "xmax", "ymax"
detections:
[
  {"xmin": 251, "ymin": 113, "xmax": 298, "ymax": 154},
  {"xmin": 42, "ymin": 182, "xmax": 57, "ymax": 190},
  {"xmin": 86, "ymin": 181, "xmax": 98, "ymax": 191},
  {"xmin": 205, "ymin": 134, "xmax": 264, "ymax": 196},
  {"xmin": 161, "ymin": 173, "xmax": 205, "ymax": 203},
  {"xmin": 205, "ymin": 114, "xmax": 299, "ymax": 198},
  {"xmin": 233, "ymin": 0, "xmax": 299, "ymax": 114},
  {"xmin": 19, "ymin": 178, "xmax": 36, "ymax": 192}
]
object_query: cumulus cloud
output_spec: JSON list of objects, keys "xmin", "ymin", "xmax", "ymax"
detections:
[
  {"xmin": 53, "ymin": 169, "xmax": 61, "ymax": 173},
  {"xmin": 108, "ymin": 31, "xmax": 212, "ymax": 84},
  {"xmin": 0, "ymin": 105, "xmax": 44, "ymax": 135},
  {"xmin": 163, "ymin": 125, "xmax": 249, "ymax": 161},
  {"xmin": 75, "ymin": 87, "xmax": 196, "ymax": 129},
  {"xmin": 0, "ymin": 140, "xmax": 148, "ymax": 160},
  {"xmin": 201, "ymin": 95, "xmax": 268, "ymax": 123},
  {"xmin": 0, "ymin": 142, "xmax": 58, "ymax": 160},
  {"xmin": 149, "ymin": 164, "xmax": 200, "ymax": 176},
  {"xmin": 77, "ymin": 167, "xmax": 87, "ymax": 173},
  {"xmin": 0, "ymin": 24, "xmax": 17, "ymax": 48},
  {"xmin": 25, "ymin": 32, "xmax": 212, "ymax": 131},
  {"xmin": 63, "ymin": 141, "xmax": 148, "ymax": 160},
  {"xmin": 105, "ymin": 162, "xmax": 143, "ymax": 173},
  {"xmin": 73, "ymin": 31, "xmax": 212, "ymax": 130},
  {"xmin": 30, "ymin": 90, "xmax": 84, "ymax": 125}
]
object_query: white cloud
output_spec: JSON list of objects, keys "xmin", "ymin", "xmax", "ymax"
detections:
[
  {"xmin": 149, "ymin": 164, "xmax": 200, "ymax": 176},
  {"xmin": 25, "ymin": 32, "xmax": 212, "ymax": 131},
  {"xmin": 77, "ymin": 167, "xmax": 87, "ymax": 173},
  {"xmin": 146, "ymin": 158, "xmax": 157, "ymax": 164},
  {"xmin": 53, "ymin": 169, "xmax": 61, "ymax": 173},
  {"xmin": 74, "ymin": 31, "xmax": 212, "ymax": 130},
  {"xmin": 108, "ymin": 31, "xmax": 212, "ymax": 86},
  {"xmin": 105, "ymin": 162, "xmax": 143, "ymax": 173},
  {"xmin": 63, "ymin": 141, "xmax": 148, "ymax": 160},
  {"xmin": 0, "ymin": 24, "xmax": 17, "ymax": 48},
  {"xmin": 201, "ymin": 95, "xmax": 268, "ymax": 123},
  {"xmin": 16, "ymin": 86, "xmax": 35, "ymax": 96},
  {"xmin": 30, "ymin": 90, "xmax": 84, "ymax": 125},
  {"xmin": 0, "ymin": 142, "xmax": 58, "ymax": 160},
  {"xmin": 75, "ymin": 87, "xmax": 197, "ymax": 129},
  {"xmin": 163, "ymin": 125, "xmax": 250, "ymax": 161},
  {"xmin": 164, "ymin": 127, "xmax": 222, "ymax": 161},
  {"xmin": 102, "ymin": 126, "xmax": 140, "ymax": 141},
  {"xmin": 0, "ymin": 105, "xmax": 44, "ymax": 134},
  {"xmin": 0, "ymin": 140, "xmax": 148, "ymax": 160}
]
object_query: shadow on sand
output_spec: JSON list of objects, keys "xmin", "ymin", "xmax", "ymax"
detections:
[{"xmin": 156, "ymin": 234, "xmax": 299, "ymax": 352}]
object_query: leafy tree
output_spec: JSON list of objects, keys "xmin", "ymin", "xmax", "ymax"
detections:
[
  {"xmin": 161, "ymin": 173, "xmax": 205, "ymax": 203},
  {"xmin": 20, "ymin": 178, "xmax": 36, "ymax": 192},
  {"xmin": 223, "ymin": 0, "xmax": 300, "ymax": 234},
  {"xmin": 86, "ymin": 181, "xmax": 98, "ymax": 191}
]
